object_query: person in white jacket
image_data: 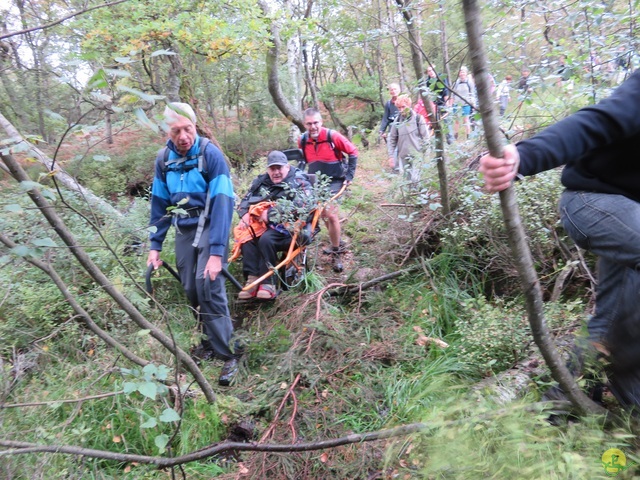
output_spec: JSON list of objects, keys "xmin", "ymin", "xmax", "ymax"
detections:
[
  {"xmin": 495, "ymin": 75, "xmax": 512, "ymax": 116},
  {"xmin": 387, "ymin": 95, "xmax": 429, "ymax": 184}
]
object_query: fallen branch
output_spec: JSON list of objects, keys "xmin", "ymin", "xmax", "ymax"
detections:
[
  {"xmin": 328, "ymin": 266, "xmax": 420, "ymax": 296},
  {"xmin": 0, "ymin": 390, "xmax": 124, "ymax": 409},
  {"xmin": 0, "ymin": 401, "xmax": 572, "ymax": 467}
]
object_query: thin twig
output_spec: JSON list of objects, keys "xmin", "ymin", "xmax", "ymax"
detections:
[
  {"xmin": 259, "ymin": 373, "xmax": 302, "ymax": 443},
  {"xmin": 1, "ymin": 390, "xmax": 124, "ymax": 409}
]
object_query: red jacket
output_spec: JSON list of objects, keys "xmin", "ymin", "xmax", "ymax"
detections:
[{"xmin": 299, "ymin": 128, "xmax": 359, "ymax": 181}]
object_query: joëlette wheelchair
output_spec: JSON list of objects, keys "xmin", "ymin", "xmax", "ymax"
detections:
[
  {"xmin": 226, "ymin": 148, "xmax": 346, "ymax": 295},
  {"xmin": 144, "ymin": 149, "xmax": 346, "ymax": 297}
]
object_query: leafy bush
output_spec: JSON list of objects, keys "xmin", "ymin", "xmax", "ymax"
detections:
[
  {"xmin": 455, "ymin": 297, "xmax": 530, "ymax": 375},
  {"xmin": 441, "ymin": 168, "xmax": 567, "ymax": 296}
]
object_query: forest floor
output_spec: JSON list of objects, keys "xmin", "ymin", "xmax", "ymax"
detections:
[{"xmin": 2, "ymin": 129, "xmax": 635, "ymax": 479}]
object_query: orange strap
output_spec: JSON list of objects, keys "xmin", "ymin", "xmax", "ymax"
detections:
[{"xmin": 228, "ymin": 201, "xmax": 275, "ymax": 262}]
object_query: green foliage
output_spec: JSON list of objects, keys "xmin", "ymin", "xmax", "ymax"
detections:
[
  {"xmin": 442, "ymin": 168, "xmax": 566, "ymax": 295},
  {"xmin": 65, "ymin": 127, "xmax": 161, "ymax": 199},
  {"xmin": 455, "ymin": 297, "xmax": 530, "ymax": 375}
]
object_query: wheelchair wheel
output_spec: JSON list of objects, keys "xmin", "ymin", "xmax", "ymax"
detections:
[{"xmin": 280, "ymin": 249, "xmax": 309, "ymax": 291}]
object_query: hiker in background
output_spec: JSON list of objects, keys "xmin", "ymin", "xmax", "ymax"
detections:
[
  {"xmin": 517, "ymin": 67, "xmax": 532, "ymax": 93},
  {"xmin": 388, "ymin": 95, "xmax": 429, "ymax": 184},
  {"xmin": 234, "ymin": 151, "xmax": 312, "ymax": 301},
  {"xmin": 479, "ymin": 69, "xmax": 640, "ymax": 408},
  {"xmin": 380, "ymin": 82, "xmax": 401, "ymax": 173},
  {"xmin": 299, "ymin": 108, "xmax": 358, "ymax": 273},
  {"xmin": 495, "ymin": 75, "xmax": 512, "ymax": 116},
  {"xmin": 147, "ymin": 102, "xmax": 240, "ymax": 386},
  {"xmin": 450, "ymin": 66, "xmax": 476, "ymax": 141}
]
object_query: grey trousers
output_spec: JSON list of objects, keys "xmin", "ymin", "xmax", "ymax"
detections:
[{"xmin": 174, "ymin": 224, "xmax": 236, "ymax": 360}]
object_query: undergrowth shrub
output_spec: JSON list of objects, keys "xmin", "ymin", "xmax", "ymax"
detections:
[
  {"xmin": 65, "ymin": 129, "xmax": 161, "ymax": 200},
  {"xmin": 456, "ymin": 296, "xmax": 587, "ymax": 377},
  {"xmin": 456, "ymin": 297, "xmax": 530, "ymax": 376},
  {"xmin": 442, "ymin": 168, "xmax": 566, "ymax": 296}
]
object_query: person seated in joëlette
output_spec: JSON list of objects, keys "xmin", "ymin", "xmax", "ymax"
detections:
[{"xmin": 234, "ymin": 151, "xmax": 313, "ymax": 300}]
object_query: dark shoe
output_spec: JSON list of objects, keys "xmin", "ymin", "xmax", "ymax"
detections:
[
  {"xmin": 332, "ymin": 253, "xmax": 343, "ymax": 273},
  {"xmin": 191, "ymin": 344, "xmax": 216, "ymax": 364},
  {"xmin": 219, "ymin": 358, "xmax": 239, "ymax": 386},
  {"xmin": 323, "ymin": 241, "xmax": 347, "ymax": 255}
]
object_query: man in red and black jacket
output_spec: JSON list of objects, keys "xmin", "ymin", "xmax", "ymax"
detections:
[{"xmin": 299, "ymin": 108, "xmax": 358, "ymax": 272}]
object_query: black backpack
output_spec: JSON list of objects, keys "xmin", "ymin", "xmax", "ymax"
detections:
[
  {"xmin": 155, "ymin": 138, "xmax": 211, "ymax": 183},
  {"xmin": 154, "ymin": 138, "xmax": 212, "ymax": 247}
]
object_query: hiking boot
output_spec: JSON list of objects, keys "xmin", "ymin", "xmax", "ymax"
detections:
[
  {"xmin": 331, "ymin": 252, "xmax": 344, "ymax": 273},
  {"xmin": 256, "ymin": 283, "xmax": 277, "ymax": 300},
  {"xmin": 238, "ymin": 275, "xmax": 259, "ymax": 300},
  {"xmin": 322, "ymin": 241, "xmax": 347, "ymax": 255},
  {"xmin": 218, "ymin": 358, "xmax": 239, "ymax": 386},
  {"xmin": 190, "ymin": 344, "xmax": 216, "ymax": 364}
]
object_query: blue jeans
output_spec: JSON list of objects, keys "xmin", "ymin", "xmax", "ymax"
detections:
[{"xmin": 559, "ymin": 190, "xmax": 640, "ymax": 363}]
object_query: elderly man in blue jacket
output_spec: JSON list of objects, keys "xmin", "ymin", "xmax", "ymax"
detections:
[{"xmin": 147, "ymin": 102, "xmax": 239, "ymax": 386}]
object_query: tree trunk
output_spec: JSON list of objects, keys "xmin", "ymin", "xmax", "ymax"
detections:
[
  {"xmin": 395, "ymin": 0, "xmax": 451, "ymax": 214},
  {"xmin": 258, "ymin": 0, "xmax": 304, "ymax": 131},
  {"xmin": 386, "ymin": 0, "xmax": 407, "ymax": 91},
  {"xmin": 0, "ymin": 111, "xmax": 123, "ymax": 219},
  {"xmin": 462, "ymin": 0, "xmax": 605, "ymax": 416}
]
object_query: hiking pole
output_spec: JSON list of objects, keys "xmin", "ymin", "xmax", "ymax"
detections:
[
  {"xmin": 145, "ymin": 262, "xmax": 182, "ymax": 295},
  {"xmin": 221, "ymin": 267, "xmax": 244, "ymax": 291}
]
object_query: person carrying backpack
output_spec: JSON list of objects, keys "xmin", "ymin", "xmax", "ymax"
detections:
[
  {"xmin": 450, "ymin": 66, "xmax": 476, "ymax": 140},
  {"xmin": 298, "ymin": 108, "xmax": 358, "ymax": 272},
  {"xmin": 388, "ymin": 95, "xmax": 430, "ymax": 184},
  {"xmin": 147, "ymin": 102, "xmax": 240, "ymax": 386}
]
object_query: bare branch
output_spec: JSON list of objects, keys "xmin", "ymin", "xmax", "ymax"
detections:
[
  {"xmin": 0, "ymin": 401, "xmax": 573, "ymax": 466},
  {"xmin": 0, "ymin": 0, "xmax": 131, "ymax": 41},
  {"xmin": 1, "ymin": 391, "xmax": 124, "ymax": 409}
]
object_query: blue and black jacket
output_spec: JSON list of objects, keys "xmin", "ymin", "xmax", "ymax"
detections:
[{"xmin": 149, "ymin": 136, "xmax": 234, "ymax": 257}]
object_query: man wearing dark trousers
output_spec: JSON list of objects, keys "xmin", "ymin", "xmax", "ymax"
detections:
[{"xmin": 147, "ymin": 102, "xmax": 240, "ymax": 386}]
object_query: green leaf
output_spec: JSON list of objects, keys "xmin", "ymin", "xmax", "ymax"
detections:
[
  {"xmin": 134, "ymin": 107, "xmax": 159, "ymax": 133},
  {"xmin": 44, "ymin": 110, "xmax": 65, "ymax": 122},
  {"xmin": 104, "ymin": 68, "xmax": 132, "ymax": 78},
  {"xmin": 4, "ymin": 204, "xmax": 23, "ymax": 213},
  {"xmin": 155, "ymin": 434, "xmax": 169, "ymax": 453},
  {"xmin": 118, "ymin": 86, "xmax": 163, "ymax": 104},
  {"xmin": 159, "ymin": 408, "xmax": 180, "ymax": 423},
  {"xmin": 114, "ymin": 56, "xmax": 136, "ymax": 64},
  {"xmin": 40, "ymin": 188, "xmax": 57, "ymax": 201},
  {"xmin": 142, "ymin": 363, "xmax": 158, "ymax": 376},
  {"xmin": 156, "ymin": 365, "xmax": 170, "ymax": 381},
  {"xmin": 138, "ymin": 381, "xmax": 157, "ymax": 400},
  {"xmin": 33, "ymin": 238, "xmax": 57, "ymax": 248},
  {"xmin": 140, "ymin": 416, "xmax": 158, "ymax": 428},
  {"xmin": 10, "ymin": 245, "xmax": 31, "ymax": 257},
  {"xmin": 86, "ymin": 69, "xmax": 108, "ymax": 90},
  {"xmin": 19, "ymin": 180, "xmax": 42, "ymax": 192},
  {"xmin": 92, "ymin": 155, "xmax": 111, "ymax": 162},
  {"xmin": 90, "ymin": 92, "xmax": 112, "ymax": 102},
  {"xmin": 136, "ymin": 329, "xmax": 151, "ymax": 336},
  {"xmin": 147, "ymin": 226, "xmax": 158, "ymax": 234},
  {"xmin": 123, "ymin": 381, "xmax": 138, "ymax": 394},
  {"xmin": 150, "ymin": 49, "xmax": 176, "ymax": 57}
]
